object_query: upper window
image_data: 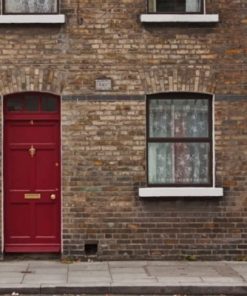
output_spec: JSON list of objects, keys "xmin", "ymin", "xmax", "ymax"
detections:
[
  {"xmin": 148, "ymin": 0, "xmax": 203, "ymax": 14},
  {"xmin": 147, "ymin": 93, "xmax": 212, "ymax": 186},
  {"xmin": 3, "ymin": 0, "xmax": 58, "ymax": 14}
]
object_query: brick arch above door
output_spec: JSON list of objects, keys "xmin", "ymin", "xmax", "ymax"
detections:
[
  {"xmin": 140, "ymin": 65, "xmax": 217, "ymax": 95},
  {"xmin": 0, "ymin": 67, "xmax": 66, "ymax": 95}
]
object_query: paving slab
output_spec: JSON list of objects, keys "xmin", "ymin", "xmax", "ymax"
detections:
[
  {"xmin": 147, "ymin": 265, "xmax": 220, "ymax": 277},
  {"xmin": 28, "ymin": 261, "xmax": 65, "ymax": 268},
  {"xmin": 110, "ymin": 267, "xmax": 147, "ymax": 274},
  {"xmin": 22, "ymin": 273, "xmax": 67, "ymax": 284},
  {"xmin": 0, "ymin": 260, "xmax": 246, "ymax": 295},
  {"xmin": 0, "ymin": 278, "xmax": 23, "ymax": 285},
  {"xmin": 0, "ymin": 271, "xmax": 25, "ymax": 278},
  {"xmin": 157, "ymin": 276, "xmax": 203, "ymax": 283},
  {"xmin": 0, "ymin": 263, "xmax": 28, "ymax": 272},
  {"xmin": 201, "ymin": 276, "xmax": 245, "ymax": 283},
  {"xmin": 28, "ymin": 268, "xmax": 67, "ymax": 275},
  {"xmin": 68, "ymin": 277, "xmax": 111, "ymax": 284},
  {"xmin": 108, "ymin": 261, "xmax": 147, "ymax": 267},
  {"xmin": 69, "ymin": 270, "xmax": 110, "ymax": 276},
  {"xmin": 69, "ymin": 262, "xmax": 108, "ymax": 271},
  {"xmin": 112, "ymin": 279, "xmax": 158, "ymax": 284},
  {"xmin": 68, "ymin": 271, "xmax": 111, "ymax": 284}
]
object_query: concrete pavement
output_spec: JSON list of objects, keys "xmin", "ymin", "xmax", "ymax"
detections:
[{"xmin": 0, "ymin": 260, "xmax": 247, "ymax": 295}]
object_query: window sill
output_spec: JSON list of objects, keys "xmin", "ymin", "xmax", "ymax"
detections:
[
  {"xmin": 139, "ymin": 187, "xmax": 223, "ymax": 198},
  {"xmin": 140, "ymin": 14, "xmax": 219, "ymax": 23},
  {"xmin": 0, "ymin": 14, "xmax": 65, "ymax": 24}
]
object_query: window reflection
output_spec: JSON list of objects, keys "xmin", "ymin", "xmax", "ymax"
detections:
[
  {"xmin": 7, "ymin": 97, "xmax": 23, "ymax": 112},
  {"xmin": 41, "ymin": 96, "xmax": 58, "ymax": 112},
  {"xmin": 6, "ymin": 93, "xmax": 59, "ymax": 113},
  {"xmin": 25, "ymin": 96, "xmax": 39, "ymax": 112}
]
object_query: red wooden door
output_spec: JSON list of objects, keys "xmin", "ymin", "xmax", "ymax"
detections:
[{"xmin": 4, "ymin": 93, "xmax": 61, "ymax": 253}]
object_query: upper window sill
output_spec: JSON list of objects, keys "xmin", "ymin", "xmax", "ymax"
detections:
[
  {"xmin": 140, "ymin": 14, "xmax": 219, "ymax": 23},
  {"xmin": 0, "ymin": 14, "xmax": 65, "ymax": 24},
  {"xmin": 139, "ymin": 187, "xmax": 223, "ymax": 198}
]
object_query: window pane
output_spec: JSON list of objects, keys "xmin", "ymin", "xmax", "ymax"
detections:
[
  {"xmin": 156, "ymin": 0, "xmax": 185, "ymax": 13},
  {"xmin": 148, "ymin": 142, "xmax": 209, "ymax": 184},
  {"xmin": 148, "ymin": 0, "xmax": 156, "ymax": 12},
  {"xmin": 155, "ymin": 0, "xmax": 202, "ymax": 13},
  {"xmin": 41, "ymin": 96, "xmax": 58, "ymax": 112},
  {"xmin": 156, "ymin": 0, "xmax": 174, "ymax": 12},
  {"xmin": 4, "ymin": 0, "xmax": 57, "ymax": 13},
  {"xmin": 6, "ymin": 97, "xmax": 23, "ymax": 112},
  {"xmin": 25, "ymin": 95, "xmax": 39, "ymax": 112},
  {"xmin": 186, "ymin": 0, "xmax": 201, "ymax": 12},
  {"xmin": 149, "ymin": 99, "xmax": 209, "ymax": 138}
]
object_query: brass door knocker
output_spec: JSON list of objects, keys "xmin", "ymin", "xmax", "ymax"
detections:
[{"xmin": 29, "ymin": 145, "xmax": 36, "ymax": 158}]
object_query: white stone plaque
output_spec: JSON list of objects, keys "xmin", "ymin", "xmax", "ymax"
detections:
[{"xmin": 95, "ymin": 79, "xmax": 112, "ymax": 91}]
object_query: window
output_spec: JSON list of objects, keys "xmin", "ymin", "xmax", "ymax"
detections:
[
  {"xmin": 141, "ymin": 0, "xmax": 218, "ymax": 23},
  {"xmin": 0, "ymin": 0, "xmax": 65, "ymax": 24},
  {"xmin": 147, "ymin": 93, "xmax": 212, "ymax": 186},
  {"xmin": 148, "ymin": 0, "xmax": 203, "ymax": 14},
  {"xmin": 5, "ymin": 92, "xmax": 59, "ymax": 113},
  {"xmin": 3, "ymin": 0, "xmax": 58, "ymax": 14}
]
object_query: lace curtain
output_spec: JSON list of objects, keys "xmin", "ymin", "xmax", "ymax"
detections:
[
  {"xmin": 148, "ymin": 99, "xmax": 209, "ymax": 184},
  {"xmin": 149, "ymin": 0, "xmax": 202, "ymax": 13},
  {"xmin": 5, "ymin": 0, "xmax": 57, "ymax": 13},
  {"xmin": 186, "ymin": 0, "xmax": 202, "ymax": 12}
]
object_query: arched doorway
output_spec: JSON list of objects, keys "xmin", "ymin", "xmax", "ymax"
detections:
[{"xmin": 4, "ymin": 92, "xmax": 61, "ymax": 253}]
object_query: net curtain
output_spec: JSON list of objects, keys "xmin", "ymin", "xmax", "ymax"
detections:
[
  {"xmin": 186, "ymin": 0, "xmax": 202, "ymax": 12},
  {"xmin": 148, "ymin": 0, "xmax": 202, "ymax": 13},
  {"xmin": 148, "ymin": 99, "xmax": 209, "ymax": 184}
]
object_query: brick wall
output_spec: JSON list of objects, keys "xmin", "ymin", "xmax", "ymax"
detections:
[
  {"xmin": 62, "ymin": 99, "xmax": 145, "ymax": 258},
  {"xmin": 0, "ymin": 0, "xmax": 246, "ymax": 259},
  {"xmin": 60, "ymin": 97, "xmax": 247, "ymax": 260},
  {"xmin": 0, "ymin": 1, "xmax": 245, "ymax": 95}
]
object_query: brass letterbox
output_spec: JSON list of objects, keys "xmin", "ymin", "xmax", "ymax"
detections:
[{"xmin": 24, "ymin": 193, "xmax": 41, "ymax": 200}]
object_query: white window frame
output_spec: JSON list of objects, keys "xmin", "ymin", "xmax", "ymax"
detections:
[
  {"xmin": 0, "ymin": 0, "xmax": 65, "ymax": 23},
  {"xmin": 148, "ymin": 0, "xmax": 204, "ymax": 14},
  {"xmin": 139, "ymin": 93, "xmax": 223, "ymax": 198},
  {"xmin": 141, "ymin": 0, "xmax": 219, "ymax": 23}
]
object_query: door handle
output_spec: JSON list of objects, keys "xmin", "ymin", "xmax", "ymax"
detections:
[{"xmin": 50, "ymin": 194, "xmax": 56, "ymax": 200}]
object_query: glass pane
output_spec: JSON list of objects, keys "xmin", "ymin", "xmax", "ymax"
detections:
[
  {"xmin": 6, "ymin": 97, "xmax": 23, "ymax": 112},
  {"xmin": 148, "ymin": 143, "xmax": 173, "ymax": 184},
  {"xmin": 25, "ymin": 95, "xmax": 39, "ymax": 112},
  {"xmin": 148, "ymin": 0, "xmax": 156, "ymax": 12},
  {"xmin": 41, "ymin": 96, "xmax": 58, "ymax": 112},
  {"xmin": 149, "ymin": 99, "xmax": 209, "ymax": 138},
  {"xmin": 4, "ymin": 0, "xmax": 57, "ymax": 13},
  {"xmin": 156, "ymin": 0, "xmax": 185, "ymax": 13},
  {"xmin": 186, "ymin": 0, "xmax": 201, "ymax": 12},
  {"xmin": 148, "ymin": 142, "xmax": 209, "ymax": 184}
]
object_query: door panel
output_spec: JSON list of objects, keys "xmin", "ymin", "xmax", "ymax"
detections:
[
  {"xmin": 35, "ymin": 203, "xmax": 58, "ymax": 237},
  {"xmin": 8, "ymin": 122, "xmax": 56, "ymax": 143},
  {"xmin": 36, "ymin": 147, "xmax": 58, "ymax": 189},
  {"xmin": 8, "ymin": 203, "xmax": 31, "ymax": 238},
  {"xmin": 4, "ymin": 117, "xmax": 60, "ymax": 253},
  {"xmin": 9, "ymin": 148, "xmax": 32, "ymax": 190}
]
